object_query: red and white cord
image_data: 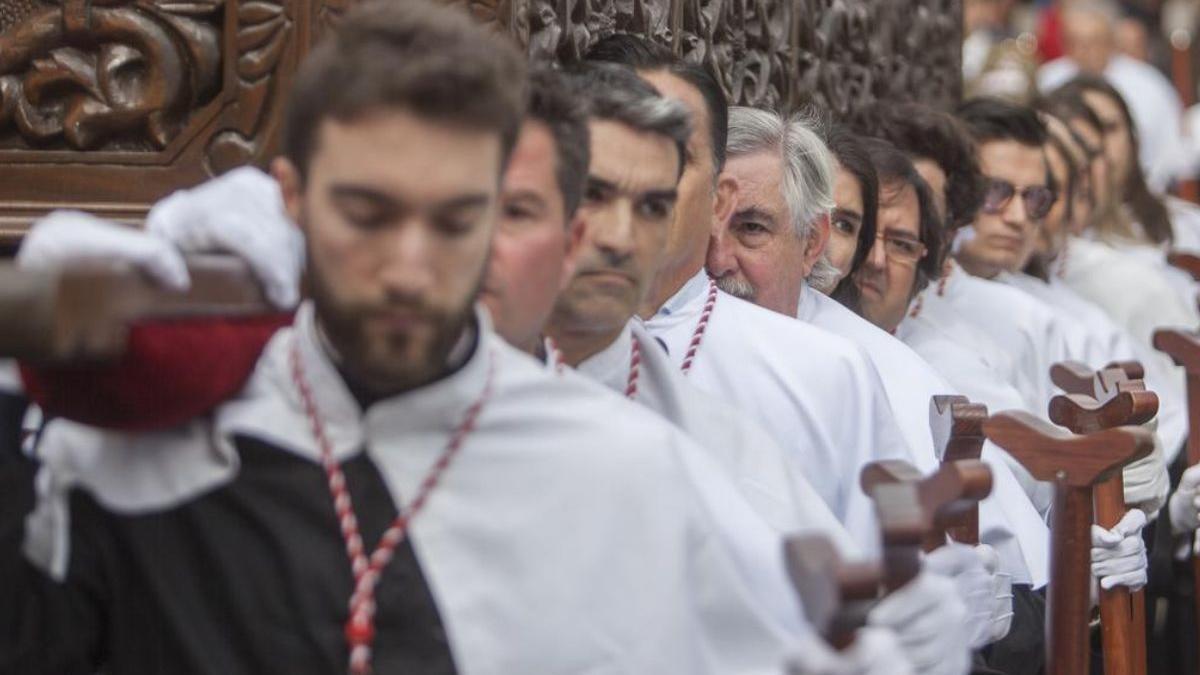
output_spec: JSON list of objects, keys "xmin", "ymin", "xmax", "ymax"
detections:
[
  {"xmin": 290, "ymin": 338, "xmax": 495, "ymax": 674},
  {"xmin": 680, "ymin": 279, "xmax": 719, "ymax": 375}
]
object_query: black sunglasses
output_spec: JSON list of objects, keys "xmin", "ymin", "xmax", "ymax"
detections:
[{"xmin": 981, "ymin": 178, "xmax": 1056, "ymax": 220}]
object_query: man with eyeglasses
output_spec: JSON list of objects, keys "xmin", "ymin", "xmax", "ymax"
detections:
[{"xmin": 709, "ymin": 108, "xmax": 1061, "ymax": 664}]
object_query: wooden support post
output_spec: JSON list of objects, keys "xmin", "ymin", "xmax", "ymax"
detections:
[
  {"xmin": 930, "ymin": 395, "xmax": 988, "ymax": 545},
  {"xmin": 984, "ymin": 412, "xmax": 1155, "ymax": 675},
  {"xmin": 783, "ymin": 535, "xmax": 882, "ymax": 651},
  {"xmin": 1152, "ymin": 329, "xmax": 1200, "ymax": 672},
  {"xmin": 1047, "ymin": 375, "xmax": 1158, "ymax": 675},
  {"xmin": 0, "ymin": 257, "xmax": 270, "ymax": 363}
]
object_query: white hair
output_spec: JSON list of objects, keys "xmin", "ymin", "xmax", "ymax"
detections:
[{"xmin": 726, "ymin": 106, "xmax": 840, "ymax": 291}]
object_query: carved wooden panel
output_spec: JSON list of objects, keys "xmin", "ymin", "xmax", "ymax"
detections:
[{"xmin": 0, "ymin": 0, "xmax": 960, "ymax": 243}]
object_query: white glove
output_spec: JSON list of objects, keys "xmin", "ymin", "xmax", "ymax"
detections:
[
  {"xmin": 1122, "ymin": 429, "xmax": 1169, "ymax": 515},
  {"xmin": 1169, "ymin": 463, "xmax": 1200, "ymax": 536},
  {"xmin": 787, "ymin": 628, "xmax": 915, "ymax": 675},
  {"xmin": 867, "ymin": 569, "xmax": 971, "ymax": 675},
  {"xmin": 147, "ymin": 166, "xmax": 303, "ymax": 308},
  {"xmin": 17, "ymin": 210, "xmax": 189, "ymax": 290},
  {"xmin": 1091, "ymin": 509, "xmax": 1148, "ymax": 591},
  {"xmin": 924, "ymin": 543, "xmax": 1013, "ymax": 648}
]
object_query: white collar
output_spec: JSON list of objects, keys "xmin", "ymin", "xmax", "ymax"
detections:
[
  {"xmin": 576, "ymin": 322, "xmax": 635, "ymax": 390},
  {"xmin": 794, "ymin": 281, "xmax": 815, "ymax": 322},
  {"xmin": 655, "ymin": 270, "xmax": 709, "ymax": 319},
  {"xmin": 217, "ymin": 301, "xmax": 496, "ymax": 462}
]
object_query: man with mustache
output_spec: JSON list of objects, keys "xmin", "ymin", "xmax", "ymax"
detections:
[
  {"xmin": 587, "ymin": 34, "xmax": 912, "ymax": 560},
  {"xmin": 1, "ymin": 4, "xmax": 841, "ymax": 673},
  {"xmin": 707, "ymin": 105, "xmax": 1055, "ymax": 659},
  {"xmin": 538, "ymin": 64, "xmax": 859, "ymax": 542}
]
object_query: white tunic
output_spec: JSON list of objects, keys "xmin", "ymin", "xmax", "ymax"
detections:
[
  {"xmin": 1052, "ymin": 236, "xmax": 1197, "ymax": 386},
  {"xmin": 996, "ymin": 270, "xmax": 1188, "ymax": 462},
  {"xmin": 914, "ymin": 260, "xmax": 1072, "ymax": 412},
  {"xmin": 644, "ymin": 272, "xmax": 913, "ymax": 557},
  {"xmin": 895, "ymin": 314, "xmax": 1057, "ymax": 518},
  {"xmin": 28, "ymin": 303, "xmax": 810, "ymax": 675},
  {"xmin": 573, "ymin": 320, "xmax": 858, "ymax": 553},
  {"xmin": 796, "ymin": 284, "xmax": 1048, "ymax": 587}
]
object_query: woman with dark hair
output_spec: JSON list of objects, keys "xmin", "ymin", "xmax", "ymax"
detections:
[{"xmin": 821, "ymin": 125, "xmax": 879, "ymax": 311}]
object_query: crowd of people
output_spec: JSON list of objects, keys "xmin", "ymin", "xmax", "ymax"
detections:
[{"xmin": 5, "ymin": 0, "xmax": 1200, "ymax": 673}]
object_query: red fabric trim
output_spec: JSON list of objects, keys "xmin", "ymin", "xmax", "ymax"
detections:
[{"xmin": 20, "ymin": 314, "xmax": 293, "ymax": 432}]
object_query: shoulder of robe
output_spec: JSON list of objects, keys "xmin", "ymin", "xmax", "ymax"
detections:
[
  {"xmin": 960, "ymin": 273, "xmax": 1059, "ymax": 324},
  {"xmin": 712, "ymin": 292, "xmax": 872, "ymax": 379}
]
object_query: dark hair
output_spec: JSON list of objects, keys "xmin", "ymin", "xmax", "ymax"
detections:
[
  {"xmin": 863, "ymin": 137, "xmax": 945, "ymax": 296},
  {"xmin": 957, "ymin": 97, "xmax": 1048, "ymax": 147},
  {"xmin": 561, "ymin": 62, "xmax": 692, "ymax": 176},
  {"xmin": 823, "ymin": 124, "xmax": 879, "ymax": 311},
  {"xmin": 849, "ymin": 101, "xmax": 986, "ymax": 233},
  {"xmin": 526, "ymin": 68, "xmax": 591, "ymax": 219},
  {"xmin": 1051, "ymin": 75, "xmax": 1173, "ymax": 244},
  {"xmin": 282, "ymin": 0, "xmax": 526, "ymax": 181},
  {"xmin": 585, "ymin": 34, "xmax": 728, "ymax": 172}
]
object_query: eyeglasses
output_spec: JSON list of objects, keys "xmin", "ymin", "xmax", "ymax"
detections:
[
  {"xmin": 876, "ymin": 232, "xmax": 927, "ymax": 265},
  {"xmin": 981, "ymin": 178, "xmax": 1056, "ymax": 220}
]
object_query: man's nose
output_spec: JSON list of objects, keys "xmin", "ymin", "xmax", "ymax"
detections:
[
  {"xmin": 706, "ymin": 226, "xmax": 740, "ymax": 278},
  {"xmin": 864, "ymin": 237, "xmax": 887, "ymax": 271}
]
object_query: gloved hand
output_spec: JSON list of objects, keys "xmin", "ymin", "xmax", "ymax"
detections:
[
  {"xmin": 17, "ymin": 210, "xmax": 189, "ymax": 290},
  {"xmin": 146, "ymin": 166, "xmax": 303, "ymax": 308},
  {"xmin": 867, "ymin": 568, "xmax": 971, "ymax": 675},
  {"xmin": 1169, "ymin": 463, "xmax": 1200, "ymax": 536},
  {"xmin": 924, "ymin": 543, "xmax": 1013, "ymax": 648},
  {"xmin": 1091, "ymin": 509, "xmax": 1149, "ymax": 591},
  {"xmin": 1122, "ymin": 428, "xmax": 1169, "ymax": 515},
  {"xmin": 787, "ymin": 627, "xmax": 915, "ymax": 675}
]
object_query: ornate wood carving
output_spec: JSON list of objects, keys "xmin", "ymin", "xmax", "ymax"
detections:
[{"xmin": 0, "ymin": 0, "xmax": 961, "ymax": 243}]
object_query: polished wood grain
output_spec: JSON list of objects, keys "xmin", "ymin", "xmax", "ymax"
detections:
[
  {"xmin": 1048, "ymin": 377, "xmax": 1158, "ymax": 675},
  {"xmin": 929, "ymin": 395, "xmax": 988, "ymax": 544},
  {"xmin": 984, "ymin": 411, "xmax": 1154, "ymax": 675},
  {"xmin": 783, "ymin": 534, "xmax": 881, "ymax": 651}
]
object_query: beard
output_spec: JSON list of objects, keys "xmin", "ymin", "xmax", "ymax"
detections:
[
  {"xmin": 301, "ymin": 214, "xmax": 484, "ymax": 399},
  {"xmin": 713, "ymin": 274, "xmax": 755, "ymax": 301}
]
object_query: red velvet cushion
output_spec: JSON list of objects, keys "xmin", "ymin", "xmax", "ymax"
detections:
[{"xmin": 20, "ymin": 314, "xmax": 293, "ymax": 432}]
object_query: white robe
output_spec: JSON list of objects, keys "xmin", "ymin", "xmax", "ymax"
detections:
[
  {"xmin": 572, "ymin": 320, "xmax": 858, "ymax": 554},
  {"xmin": 996, "ymin": 270, "xmax": 1188, "ymax": 462},
  {"xmin": 28, "ymin": 303, "xmax": 810, "ymax": 675},
  {"xmin": 895, "ymin": 313, "xmax": 1057, "ymax": 518},
  {"xmin": 644, "ymin": 271, "xmax": 914, "ymax": 557},
  {"xmin": 914, "ymin": 260, "xmax": 1071, "ymax": 412},
  {"xmin": 1052, "ymin": 236, "xmax": 1197, "ymax": 395},
  {"xmin": 795, "ymin": 284, "xmax": 1048, "ymax": 587}
]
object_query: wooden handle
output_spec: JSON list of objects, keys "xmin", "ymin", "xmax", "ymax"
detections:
[
  {"xmin": 930, "ymin": 394, "xmax": 987, "ymax": 463},
  {"xmin": 861, "ymin": 458, "xmax": 992, "ymax": 551},
  {"xmin": 1095, "ymin": 475, "xmax": 1137, "ymax": 675},
  {"xmin": 783, "ymin": 534, "xmax": 881, "ymax": 650},
  {"xmin": 983, "ymin": 411, "xmax": 1154, "ymax": 487},
  {"xmin": 1167, "ymin": 252, "xmax": 1200, "ymax": 282},
  {"xmin": 0, "ymin": 256, "xmax": 272, "ymax": 363},
  {"xmin": 1051, "ymin": 361, "xmax": 1101, "ymax": 397},
  {"xmin": 1050, "ymin": 361, "xmax": 1146, "ymax": 402},
  {"xmin": 1048, "ymin": 484, "xmax": 1096, "ymax": 675},
  {"xmin": 1047, "ymin": 391, "xmax": 1159, "ymax": 436}
]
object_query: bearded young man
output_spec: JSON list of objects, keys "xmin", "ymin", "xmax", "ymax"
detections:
[{"xmin": 1, "ymin": 5, "xmax": 846, "ymax": 674}]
